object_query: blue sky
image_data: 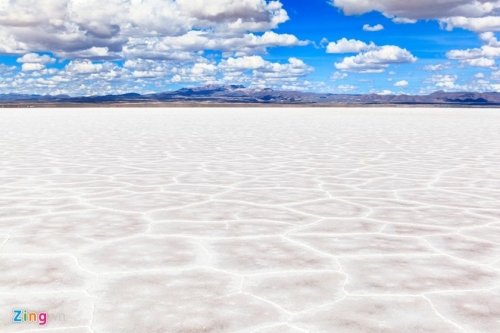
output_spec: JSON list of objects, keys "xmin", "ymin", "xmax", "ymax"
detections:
[{"xmin": 1, "ymin": 0, "xmax": 499, "ymax": 96}]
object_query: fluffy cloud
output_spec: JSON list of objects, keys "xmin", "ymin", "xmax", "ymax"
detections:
[
  {"xmin": 64, "ymin": 60, "xmax": 105, "ymax": 74},
  {"xmin": 461, "ymin": 57, "xmax": 496, "ymax": 67},
  {"xmin": 423, "ymin": 62, "xmax": 452, "ymax": 71},
  {"xmin": 326, "ymin": 38, "xmax": 417, "ymax": 73},
  {"xmin": 446, "ymin": 32, "xmax": 500, "ymax": 67},
  {"xmin": 394, "ymin": 80, "xmax": 409, "ymax": 87},
  {"xmin": 251, "ymin": 57, "xmax": 314, "ymax": 79},
  {"xmin": 447, "ymin": 47, "xmax": 500, "ymax": 59},
  {"xmin": 17, "ymin": 53, "xmax": 56, "ymax": 65},
  {"xmin": 16, "ymin": 53, "xmax": 56, "ymax": 71},
  {"xmin": 480, "ymin": 32, "xmax": 500, "ymax": 46},
  {"xmin": 170, "ymin": 62, "xmax": 219, "ymax": 83},
  {"xmin": 0, "ymin": 53, "xmax": 315, "ymax": 95},
  {"xmin": 331, "ymin": 0, "xmax": 500, "ymax": 19},
  {"xmin": 0, "ymin": 0, "xmax": 303, "ymax": 59},
  {"xmin": 331, "ymin": 0, "xmax": 500, "ymax": 32},
  {"xmin": 334, "ymin": 45, "xmax": 417, "ymax": 73},
  {"xmin": 337, "ymin": 84, "xmax": 356, "ymax": 91},
  {"xmin": 441, "ymin": 16, "xmax": 500, "ymax": 32},
  {"xmin": 20, "ymin": 63, "xmax": 45, "ymax": 72},
  {"xmin": 0, "ymin": 63, "xmax": 15, "ymax": 74},
  {"xmin": 425, "ymin": 74, "xmax": 459, "ymax": 89},
  {"xmin": 363, "ymin": 24, "xmax": 384, "ymax": 32},
  {"xmin": 326, "ymin": 38, "xmax": 376, "ymax": 53},
  {"xmin": 137, "ymin": 31, "xmax": 308, "ymax": 58},
  {"xmin": 176, "ymin": 0, "xmax": 289, "ymax": 32},
  {"xmin": 392, "ymin": 18, "xmax": 417, "ymax": 24},
  {"xmin": 220, "ymin": 56, "xmax": 313, "ymax": 82},
  {"xmin": 170, "ymin": 55, "xmax": 314, "ymax": 86},
  {"xmin": 423, "ymin": 72, "xmax": 500, "ymax": 92},
  {"xmin": 331, "ymin": 71, "xmax": 348, "ymax": 80},
  {"xmin": 219, "ymin": 56, "xmax": 268, "ymax": 71}
]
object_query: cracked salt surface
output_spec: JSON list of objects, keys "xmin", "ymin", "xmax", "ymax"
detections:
[{"xmin": 0, "ymin": 107, "xmax": 500, "ymax": 332}]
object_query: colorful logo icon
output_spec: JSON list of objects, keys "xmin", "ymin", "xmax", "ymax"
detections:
[{"xmin": 13, "ymin": 310, "xmax": 47, "ymax": 326}]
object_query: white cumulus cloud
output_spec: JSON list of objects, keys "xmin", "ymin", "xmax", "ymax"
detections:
[
  {"xmin": 423, "ymin": 62, "xmax": 452, "ymax": 71},
  {"xmin": 461, "ymin": 57, "xmax": 496, "ymax": 67},
  {"xmin": 363, "ymin": 24, "xmax": 384, "ymax": 32},
  {"xmin": 0, "ymin": 0, "xmax": 304, "ymax": 59},
  {"xmin": 21, "ymin": 63, "xmax": 46, "ymax": 72},
  {"xmin": 441, "ymin": 16, "xmax": 500, "ymax": 32},
  {"xmin": 220, "ymin": 56, "xmax": 313, "ymax": 79},
  {"xmin": 394, "ymin": 80, "xmax": 409, "ymax": 87},
  {"xmin": 331, "ymin": 71, "xmax": 348, "ymax": 80},
  {"xmin": 64, "ymin": 60, "xmax": 105, "ymax": 74},
  {"xmin": 326, "ymin": 38, "xmax": 377, "ymax": 53},
  {"xmin": 219, "ymin": 56, "xmax": 268, "ymax": 71},
  {"xmin": 446, "ymin": 32, "xmax": 500, "ymax": 68},
  {"xmin": 16, "ymin": 53, "xmax": 56, "ymax": 71},
  {"xmin": 426, "ymin": 74, "xmax": 459, "ymax": 89},
  {"xmin": 334, "ymin": 45, "xmax": 417, "ymax": 73},
  {"xmin": 17, "ymin": 53, "xmax": 56, "ymax": 65},
  {"xmin": 330, "ymin": 0, "xmax": 500, "ymax": 32}
]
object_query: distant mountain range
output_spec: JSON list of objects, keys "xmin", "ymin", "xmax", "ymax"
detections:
[{"xmin": 1, "ymin": 85, "xmax": 500, "ymax": 106}]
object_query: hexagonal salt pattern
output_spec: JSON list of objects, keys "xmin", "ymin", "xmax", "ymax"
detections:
[{"xmin": 1, "ymin": 107, "xmax": 500, "ymax": 332}]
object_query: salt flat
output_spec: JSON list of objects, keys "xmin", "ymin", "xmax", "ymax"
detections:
[{"xmin": 1, "ymin": 107, "xmax": 500, "ymax": 333}]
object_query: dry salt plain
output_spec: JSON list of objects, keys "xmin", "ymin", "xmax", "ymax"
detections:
[{"xmin": 1, "ymin": 107, "xmax": 500, "ymax": 333}]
